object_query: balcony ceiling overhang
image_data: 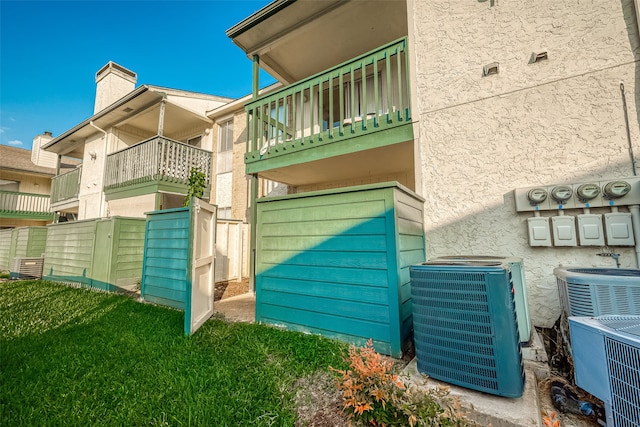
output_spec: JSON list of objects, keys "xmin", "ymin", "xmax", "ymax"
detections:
[
  {"xmin": 43, "ymin": 87, "xmax": 212, "ymax": 158},
  {"xmin": 227, "ymin": 0, "xmax": 407, "ymax": 84}
]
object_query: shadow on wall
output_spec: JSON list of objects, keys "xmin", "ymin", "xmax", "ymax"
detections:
[{"xmin": 424, "ymin": 160, "xmax": 640, "ymax": 329}]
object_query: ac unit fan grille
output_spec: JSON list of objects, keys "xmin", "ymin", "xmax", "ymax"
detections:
[
  {"xmin": 420, "ymin": 363, "xmax": 499, "ymax": 391},
  {"xmin": 413, "ymin": 319, "xmax": 495, "ymax": 347},
  {"xmin": 605, "ymin": 337, "xmax": 640, "ymax": 427},
  {"xmin": 410, "ymin": 266, "xmax": 523, "ymax": 396},
  {"xmin": 566, "ymin": 282, "xmax": 594, "ymax": 316},
  {"xmin": 412, "ymin": 313, "xmax": 493, "ymax": 335},
  {"xmin": 415, "ymin": 331, "xmax": 496, "ymax": 362}
]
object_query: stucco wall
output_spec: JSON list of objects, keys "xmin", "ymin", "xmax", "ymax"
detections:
[
  {"xmin": 412, "ymin": 0, "xmax": 640, "ymax": 327},
  {"xmin": 78, "ymin": 133, "xmax": 109, "ymax": 220},
  {"xmin": 107, "ymin": 193, "xmax": 156, "ymax": 218}
]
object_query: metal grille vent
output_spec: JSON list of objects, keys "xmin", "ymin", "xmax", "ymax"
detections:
[
  {"xmin": 605, "ymin": 336, "xmax": 640, "ymax": 427},
  {"xmin": 555, "ymin": 267, "xmax": 640, "ymax": 317},
  {"xmin": 566, "ymin": 282, "xmax": 594, "ymax": 316},
  {"xmin": 410, "ymin": 263, "xmax": 524, "ymax": 398},
  {"xmin": 10, "ymin": 257, "xmax": 44, "ymax": 280},
  {"xmin": 570, "ymin": 316, "xmax": 640, "ymax": 427}
]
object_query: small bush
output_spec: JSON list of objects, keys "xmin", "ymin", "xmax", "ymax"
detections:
[
  {"xmin": 183, "ymin": 167, "xmax": 206, "ymax": 207},
  {"xmin": 331, "ymin": 339, "xmax": 476, "ymax": 426}
]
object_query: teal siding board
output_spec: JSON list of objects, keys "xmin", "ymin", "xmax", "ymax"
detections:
[
  {"xmin": 256, "ymin": 182, "xmax": 425, "ymax": 357},
  {"xmin": 141, "ymin": 207, "xmax": 191, "ymax": 310}
]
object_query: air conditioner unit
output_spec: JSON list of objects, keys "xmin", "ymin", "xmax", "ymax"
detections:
[
  {"xmin": 569, "ymin": 315, "xmax": 640, "ymax": 427},
  {"xmin": 554, "ymin": 267, "xmax": 640, "ymax": 317},
  {"xmin": 10, "ymin": 257, "xmax": 45, "ymax": 280},
  {"xmin": 410, "ymin": 261, "xmax": 524, "ymax": 397},
  {"xmin": 434, "ymin": 256, "xmax": 531, "ymax": 343}
]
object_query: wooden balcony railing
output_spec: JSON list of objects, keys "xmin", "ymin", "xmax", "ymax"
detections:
[
  {"xmin": 104, "ymin": 136, "xmax": 212, "ymax": 191},
  {"xmin": 51, "ymin": 166, "xmax": 82, "ymax": 205},
  {"xmin": 0, "ymin": 190, "xmax": 51, "ymax": 215},
  {"xmin": 245, "ymin": 37, "xmax": 411, "ymax": 164}
]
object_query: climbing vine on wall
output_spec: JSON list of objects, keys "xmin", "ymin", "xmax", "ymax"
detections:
[{"xmin": 183, "ymin": 167, "xmax": 206, "ymax": 207}]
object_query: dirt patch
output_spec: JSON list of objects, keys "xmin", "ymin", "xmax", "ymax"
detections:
[
  {"xmin": 214, "ymin": 278, "xmax": 249, "ymax": 301},
  {"xmin": 292, "ymin": 370, "xmax": 348, "ymax": 427}
]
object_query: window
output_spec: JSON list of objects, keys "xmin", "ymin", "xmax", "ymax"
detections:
[
  {"xmin": 187, "ymin": 135, "xmax": 202, "ymax": 148},
  {"xmin": 217, "ymin": 120, "xmax": 233, "ymax": 174},
  {"xmin": 216, "ymin": 120, "xmax": 234, "ymax": 217},
  {"xmin": 0, "ymin": 180, "xmax": 19, "ymax": 192}
]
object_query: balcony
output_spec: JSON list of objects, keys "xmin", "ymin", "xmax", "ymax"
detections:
[
  {"xmin": 244, "ymin": 38, "xmax": 413, "ymax": 184},
  {"xmin": 51, "ymin": 166, "xmax": 82, "ymax": 207},
  {"xmin": 104, "ymin": 136, "xmax": 212, "ymax": 200},
  {"xmin": 0, "ymin": 191, "xmax": 53, "ymax": 220}
]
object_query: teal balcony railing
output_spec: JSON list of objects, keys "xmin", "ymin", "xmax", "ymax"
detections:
[
  {"xmin": 104, "ymin": 136, "xmax": 212, "ymax": 191},
  {"xmin": 245, "ymin": 37, "xmax": 411, "ymax": 167},
  {"xmin": 51, "ymin": 166, "xmax": 82, "ymax": 205},
  {"xmin": 0, "ymin": 190, "xmax": 51, "ymax": 216}
]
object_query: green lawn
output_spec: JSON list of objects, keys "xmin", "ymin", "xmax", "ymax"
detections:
[{"xmin": 0, "ymin": 280, "xmax": 347, "ymax": 426}]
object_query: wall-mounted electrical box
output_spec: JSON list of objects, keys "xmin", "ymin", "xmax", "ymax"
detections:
[
  {"xmin": 552, "ymin": 216, "xmax": 577, "ymax": 246},
  {"xmin": 527, "ymin": 217, "xmax": 552, "ymax": 246},
  {"xmin": 514, "ymin": 177, "xmax": 640, "ymax": 212},
  {"xmin": 604, "ymin": 212, "xmax": 635, "ymax": 246},
  {"xmin": 577, "ymin": 214, "xmax": 605, "ymax": 246}
]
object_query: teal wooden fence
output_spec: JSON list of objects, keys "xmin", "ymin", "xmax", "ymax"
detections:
[{"xmin": 141, "ymin": 207, "xmax": 191, "ymax": 309}]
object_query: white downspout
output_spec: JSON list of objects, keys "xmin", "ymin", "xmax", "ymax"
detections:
[
  {"xmin": 89, "ymin": 121, "xmax": 108, "ymax": 218},
  {"xmin": 629, "ymin": 205, "xmax": 640, "ymax": 268}
]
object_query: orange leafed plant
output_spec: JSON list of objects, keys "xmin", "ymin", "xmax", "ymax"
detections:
[
  {"xmin": 542, "ymin": 410, "xmax": 561, "ymax": 427},
  {"xmin": 330, "ymin": 339, "xmax": 477, "ymax": 426}
]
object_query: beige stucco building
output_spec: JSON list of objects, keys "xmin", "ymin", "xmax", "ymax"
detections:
[
  {"xmin": 0, "ymin": 135, "xmax": 78, "ymax": 228},
  {"xmin": 227, "ymin": 0, "xmax": 640, "ymax": 329},
  {"xmin": 44, "ymin": 62, "xmax": 239, "ymax": 221},
  {"xmin": 412, "ymin": 0, "xmax": 640, "ymax": 327}
]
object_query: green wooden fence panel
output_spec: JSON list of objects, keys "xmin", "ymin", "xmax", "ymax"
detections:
[
  {"xmin": 0, "ymin": 229, "xmax": 13, "ymax": 270},
  {"xmin": 43, "ymin": 217, "xmax": 145, "ymax": 291}
]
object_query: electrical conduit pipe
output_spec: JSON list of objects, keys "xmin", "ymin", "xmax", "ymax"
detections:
[{"xmin": 629, "ymin": 205, "xmax": 640, "ymax": 268}]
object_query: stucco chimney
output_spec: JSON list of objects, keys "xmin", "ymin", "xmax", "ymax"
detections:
[
  {"xmin": 94, "ymin": 61, "xmax": 137, "ymax": 114},
  {"xmin": 31, "ymin": 131, "xmax": 57, "ymax": 168}
]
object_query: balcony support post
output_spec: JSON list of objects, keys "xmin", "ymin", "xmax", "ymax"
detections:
[
  {"xmin": 252, "ymin": 55, "xmax": 260, "ymax": 100},
  {"xmin": 249, "ymin": 173, "xmax": 258, "ymax": 293}
]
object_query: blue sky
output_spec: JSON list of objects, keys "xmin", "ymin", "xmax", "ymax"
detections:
[{"xmin": 0, "ymin": 0, "xmax": 274, "ymax": 149}]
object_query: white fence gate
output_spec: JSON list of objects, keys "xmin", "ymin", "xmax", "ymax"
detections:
[{"xmin": 215, "ymin": 220, "xmax": 249, "ymax": 283}]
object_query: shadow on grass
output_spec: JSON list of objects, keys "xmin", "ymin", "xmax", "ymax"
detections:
[{"xmin": 0, "ymin": 280, "xmax": 347, "ymax": 426}]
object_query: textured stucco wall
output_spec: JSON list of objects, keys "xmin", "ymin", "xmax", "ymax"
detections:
[
  {"xmin": 78, "ymin": 133, "xmax": 108, "ymax": 220},
  {"xmin": 107, "ymin": 193, "xmax": 156, "ymax": 218},
  {"xmin": 413, "ymin": 0, "xmax": 640, "ymax": 327},
  {"xmin": 231, "ymin": 109, "xmax": 251, "ymax": 221}
]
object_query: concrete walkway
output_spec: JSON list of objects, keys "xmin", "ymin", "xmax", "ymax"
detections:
[{"xmin": 214, "ymin": 292, "xmax": 255, "ymax": 323}]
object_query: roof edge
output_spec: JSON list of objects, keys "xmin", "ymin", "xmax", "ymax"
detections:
[
  {"xmin": 42, "ymin": 85, "xmax": 151, "ymax": 150},
  {"xmin": 226, "ymin": 0, "xmax": 297, "ymax": 39}
]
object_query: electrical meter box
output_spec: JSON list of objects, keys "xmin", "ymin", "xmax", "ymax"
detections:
[
  {"xmin": 527, "ymin": 217, "xmax": 552, "ymax": 247},
  {"xmin": 577, "ymin": 214, "xmax": 605, "ymax": 246},
  {"xmin": 604, "ymin": 212, "xmax": 635, "ymax": 246},
  {"xmin": 552, "ymin": 216, "xmax": 577, "ymax": 246}
]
